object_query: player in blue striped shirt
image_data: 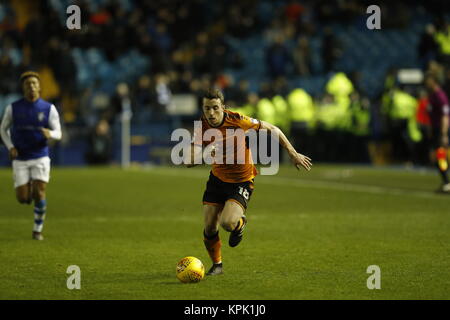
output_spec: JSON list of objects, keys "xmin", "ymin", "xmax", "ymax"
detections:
[{"xmin": 1, "ymin": 71, "xmax": 62, "ymax": 240}]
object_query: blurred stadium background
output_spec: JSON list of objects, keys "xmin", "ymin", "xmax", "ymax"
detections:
[
  {"xmin": 0, "ymin": 0, "xmax": 449, "ymax": 168},
  {"xmin": 1, "ymin": 0, "xmax": 450, "ymax": 300}
]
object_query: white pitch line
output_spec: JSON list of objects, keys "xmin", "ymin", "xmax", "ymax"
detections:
[
  {"xmin": 144, "ymin": 168, "xmax": 447, "ymax": 200},
  {"xmin": 259, "ymin": 176, "xmax": 441, "ymax": 199}
]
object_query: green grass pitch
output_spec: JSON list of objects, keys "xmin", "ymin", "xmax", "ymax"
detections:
[{"xmin": 0, "ymin": 165, "xmax": 448, "ymax": 300}]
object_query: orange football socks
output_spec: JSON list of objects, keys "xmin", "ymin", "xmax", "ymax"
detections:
[{"xmin": 203, "ymin": 231, "xmax": 222, "ymax": 264}]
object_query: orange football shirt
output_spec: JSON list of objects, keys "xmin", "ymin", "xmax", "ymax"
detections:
[{"xmin": 194, "ymin": 109, "xmax": 261, "ymax": 183}]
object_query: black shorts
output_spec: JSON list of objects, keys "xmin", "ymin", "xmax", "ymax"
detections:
[{"xmin": 202, "ymin": 172, "xmax": 254, "ymax": 211}]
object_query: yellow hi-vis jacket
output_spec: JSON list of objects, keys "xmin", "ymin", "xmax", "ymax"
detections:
[
  {"xmin": 287, "ymin": 88, "xmax": 315, "ymax": 127},
  {"xmin": 434, "ymin": 27, "xmax": 450, "ymax": 55},
  {"xmin": 351, "ymin": 102, "xmax": 370, "ymax": 136},
  {"xmin": 389, "ymin": 89, "xmax": 422, "ymax": 142},
  {"xmin": 326, "ymin": 72, "xmax": 354, "ymax": 98},
  {"xmin": 272, "ymin": 95, "xmax": 290, "ymax": 133},
  {"xmin": 256, "ymin": 98, "xmax": 276, "ymax": 124}
]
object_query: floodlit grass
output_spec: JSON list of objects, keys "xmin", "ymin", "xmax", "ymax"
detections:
[{"xmin": 0, "ymin": 165, "xmax": 448, "ymax": 299}]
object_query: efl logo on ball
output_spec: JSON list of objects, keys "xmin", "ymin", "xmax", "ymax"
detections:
[{"xmin": 176, "ymin": 256, "xmax": 205, "ymax": 283}]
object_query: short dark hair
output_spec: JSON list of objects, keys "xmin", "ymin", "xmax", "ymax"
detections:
[
  {"xmin": 203, "ymin": 88, "xmax": 224, "ymax": 104},
  {"xmin": 20, "ymin": 71, "xmax": 40, "ymax": 84}
]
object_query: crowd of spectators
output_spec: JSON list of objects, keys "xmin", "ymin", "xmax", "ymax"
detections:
[
  {"xmin": 377, "ymin": 12, "xmax": 450, "ymax": 166},
  {"xmin": 0, "ymin": 0, "xmax": 449, "ymax": 165},
  {"xmin": 0, "ymin": 0, "xmax": 396, "ymax": 123}
]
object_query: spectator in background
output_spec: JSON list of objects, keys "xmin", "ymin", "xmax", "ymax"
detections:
[
  {"xmin": 47, "ymin": 39, "xmax": 77, "ymax": 96},
  {"xmin": 418, "ymin": 24, "xmax": 439, "ymax": 70},
  {"xmin": 266, "ymin": 34, "xmax": 291, "ymax": 79},
  {"xmin": 382, "ymin": 85, "xmax": 417, "ymax": 165},
  {"xmin": 285, "ymin": 0, "xmax": 304, "ymax": 24},
  {"xmin": 233, "ymin": 80, "xmax": 251, "ymax": 107},
  {"xmin": 348, "ymin": 91, "xmax": 371, "ymax": 163},
  {"xmin": 151, "ymin": 23, "xmax": 172, "ymax": 54},
  {"xmin": 133, "ymin": 75, "xmax": 154, "ymax": 113},
  {"xmin": 23, "ymin": 16, "xmax": 47, "ymax": 65},
  {"xmin": 103, "ymin": 21, "xmax": 128, "ymax": 61},
  {"xmin": 191, "ymin": 32, "xmax": 210, "ymax": 76},
  {"xmin": 229, "ymin": 48, "xmax": 245, "ymax": 70},
  {"xmin": 154, "ymin": 73, "xmax": 172, "ymax": 120},
  {"xmin": 0, "ymin": 54, "xmax": 20, "ymax": 94},
  {"xmin": 217, "ymin": 74, "xmax": 236, "ymax": 107},
  {"xmin": 428, "ymin": 60, "xmax": 446, "ymax": 83},
  {"xmin": 315, "ymin": 0, "xmax": 340, "ymax": 24},
  {"xmin": 272, "ymin": 76, "xmax": 290, "ymax": 97},
  {"xmin": 85, "ymin": 119, "xmax": 112, "ymax": 165},
  {"xmin": 433, "ymin": 18, "xmax": 450, "ymax": 66},
  {"xmin": 107, "ymin": 82, "xmax": 131, "ymax": 124},
  {"xmin": 177, "ymin": 71, "xmax": 194, "ymax": 93},
  {"xmin": 293, "ymin": 35, "xmax": 312, "ymax": 76},
  {"xmin": 379, "ymin": 2, "xmax": 410, "ymax": 29},
  {"xmin": 443, "ymin": 68, "xmax": 450, "ymax": 100},
  {"xmin": 89, "ymin": 4, "xmax": 112, "ymax": 26},
  {"xmin": 208, "ymin": 39, "xmax": 229, "ymax": 77},
  {"xmin": 265, "ymin": 19, "xmax": 284, "ymax": 44},
  {"xmin": 146, "ymin": 23, "xmax": 173, "ymax": 74},
  {"xmin": 314, "ymin": 93, "xmax": 339, "ymax": 161},
  {"xmin": 349, "ymin": 71, "xmax": 367, "ymax": 98},
  {"xmin": 0, "ymin": 4, "xmax": 21, "ymax": 44},
  {"xmin": 44, "ymin": 7, "xmax": 65, "ymax": 41},
  {"xmin": 259, "ymin": 82, "xmax": 275, "ymax": 100},
  {"xmin": 189, "ymin": 78, "xmax": 204, "ymax": 111},
  {"xmin": 172, "ymin": 4, "xmax": 195, "ymax": 43},
  {"xmin": 171, "ymin": 46, "xmax": 192, "ymax": 75},
  {"xmin": 322, "ymin": 27, "xmax": 341, "ymax": 73},
  {"xmin": 2, "ymin": 0, "xmax": 446, "ymax": 171},
  {"xmin": 225, "ymin": 2, "xmax": 258, "ymax": 39}
]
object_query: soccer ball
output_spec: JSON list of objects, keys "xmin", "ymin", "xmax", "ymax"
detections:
[{"xmin": 176, "ymin": 256, "xmax": 205, "ymax": 283}]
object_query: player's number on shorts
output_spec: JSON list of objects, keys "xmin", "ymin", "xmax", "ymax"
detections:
[{"xmin": 238, "ymin": 187, "xmax": 250, "ymax": 200}]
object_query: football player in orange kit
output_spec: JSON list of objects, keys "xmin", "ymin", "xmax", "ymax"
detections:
[{"xmin": 185, "ymin": 89, "xmax": 312, "ymax": 275}]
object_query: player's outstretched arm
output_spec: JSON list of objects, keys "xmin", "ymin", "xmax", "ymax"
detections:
[
  {"xmin": 184, "ymin": 144, "xmax": 203, "ymax": 168},
  {"xmin": 259, "ymin": 120, "xmax": 312, "ymax": 171}
]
